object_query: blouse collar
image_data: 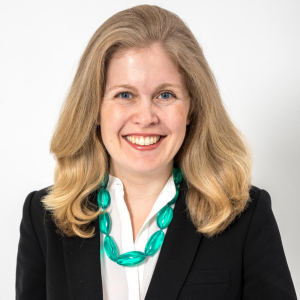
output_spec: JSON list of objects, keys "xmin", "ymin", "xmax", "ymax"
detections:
[{"xmin": 106, "ymin": 172, "xmax": 177, "ymax": 223}]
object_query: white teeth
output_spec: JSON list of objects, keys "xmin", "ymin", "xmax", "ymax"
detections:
[{"xmin": 125, "ymin": 135, "xmax": 161, "ymax": 145}]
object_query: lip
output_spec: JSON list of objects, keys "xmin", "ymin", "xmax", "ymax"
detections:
[
  {"xmin": 123, "ymin": 135, "xmax": 166, "ymax": 151},
  {"xmin": 122, "ymin": 133, "xmax": 166, "ymax": 137}
]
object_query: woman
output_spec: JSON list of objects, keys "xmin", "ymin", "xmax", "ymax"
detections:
[{"xmin": 16, "ymin": 4, "xmax": 297, "ymax": 300}]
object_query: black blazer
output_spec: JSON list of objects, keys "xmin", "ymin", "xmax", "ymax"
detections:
[{"xmin": 16, "ymin": 179, "xmax": 298, "ymax": 300}]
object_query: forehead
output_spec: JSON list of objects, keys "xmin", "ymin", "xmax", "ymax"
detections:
[
  {"xmin": 110, "ymin": 43, "xmax": 178, "ymax": 66},
  {"xmin": 105, "ymin": 44, "xmax": 186, "ymax": 92}
]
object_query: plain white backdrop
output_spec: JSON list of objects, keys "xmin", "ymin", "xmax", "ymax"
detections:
[{"xmin": 0, "ymin": 0, "xmax": 299, "ymax": 298}]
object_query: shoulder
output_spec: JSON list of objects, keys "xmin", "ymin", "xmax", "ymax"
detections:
[
  {"xmin": 247, "ymin": 185, "xmax": 273, "ymax": 219},
  {"xmin": 249, "ymin": 184, "xmax": 271, "ymax": 203},
  {"xmin": 22, "ymin": 185, "xmax": 53, "ymax": 218},
  {"xmin": 221, "ymin": 185, "xmax": 274, "ymax": 237},
  {"xmin": 245, "ymin": 185, "xmax": 280, "ymax": 239},
  {"xmin": 21, "ymin": 185, "xmax": 56, "ymax": 241}
]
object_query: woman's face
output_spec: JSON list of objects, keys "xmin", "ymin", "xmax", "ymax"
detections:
[{"xmin": 100, "ymin": 43, "xmax": 190, "ymax": 176}]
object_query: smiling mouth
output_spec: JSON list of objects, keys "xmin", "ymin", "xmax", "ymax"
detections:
[{"xmin": 123, "ymin": 135, "xmax": 163, "ymax": 146}]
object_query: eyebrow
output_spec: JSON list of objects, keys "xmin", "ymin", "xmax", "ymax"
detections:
[{"xmin": 106, "ymin": 83, "xmax": 182, "ymax": 93}]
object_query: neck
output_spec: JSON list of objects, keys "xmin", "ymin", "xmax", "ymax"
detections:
[{"xmin": 109, "ymin": 161, "xmax": 174, "ymax": 217}]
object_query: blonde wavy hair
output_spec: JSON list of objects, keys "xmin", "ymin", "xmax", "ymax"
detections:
[{"xmin": 42, "ymin": 4, "xmax": 253, "ymax": 239}]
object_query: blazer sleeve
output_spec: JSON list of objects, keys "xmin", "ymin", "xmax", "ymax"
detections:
[
  {"xmin": 16, "ymin": 191, "xmax": 46, "ymax": 300},
  {"xmin": 243, "ymin": 189, "xmax": 298, "ymax": 299}
]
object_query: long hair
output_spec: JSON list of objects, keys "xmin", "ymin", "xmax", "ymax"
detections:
[{"xmin": 42, "ymin": 4, "xmax": 253, "ymax": 238}]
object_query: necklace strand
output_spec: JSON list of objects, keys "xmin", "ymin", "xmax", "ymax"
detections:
[{"xmin": 97, "ymin": 167, "xmax": 183, "ymax": 266}]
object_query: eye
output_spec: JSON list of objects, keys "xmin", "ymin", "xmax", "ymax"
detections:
[
  {"xmin": 114, "ymin": 91, "xmax": 177, "ymax": 100},
  {"xmin": 158, "ymin": 91, "xmax": 177, "ymax": 100},
  {"xmin": 116, "ymin": 92, "xmax": 132, "ymax": 99}
]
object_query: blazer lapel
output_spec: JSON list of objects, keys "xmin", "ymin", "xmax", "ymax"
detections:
[
  {"xmin": 63, "ymin": 190, "xmax": 103, "ymax": 300},
  {"xmin": 145, "ymin": 178, "xmax": 203, "ymax": 300}
]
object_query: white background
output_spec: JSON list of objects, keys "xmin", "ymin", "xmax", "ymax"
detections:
[{"xmin": 0, "ymin": 0, "xmax": 299, "ymax": 298}]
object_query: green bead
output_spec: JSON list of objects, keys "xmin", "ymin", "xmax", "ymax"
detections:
[
  {"xmin": 157, "ymin": 205, "xmax": 173, "ymax": 229},
  {"xmin": 100, "ymin": 172, "xmax": 109, "ymax": 188},
  {"xmin": 97, "ymin": 189, "xmax": 111, "ymax": 210},
  {"xmin": 104, "ymin": 235, "xmax": 118, "ymax": 261},
  {"xmin": 144, "ymin": 230, "xmax": 165, "ymax": 256},
  {"xmin": 99, "ymin": 212, "xmax": 111, "ymax": 235},
  {"xmin": 173, "ymin": 167, "xmax": 183, "ymax": 184},
  {"xmin": 168, "ymin": 187, "xmax": 179, "ymax": 205},
  {"xmin": 116, "ymin": 251, "xmax": 146, "ymax": 266}
]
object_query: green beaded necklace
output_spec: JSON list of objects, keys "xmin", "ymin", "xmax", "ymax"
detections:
[{"xmin": 97, "ymin": 167, "xmax": 183, "ymax": 267}]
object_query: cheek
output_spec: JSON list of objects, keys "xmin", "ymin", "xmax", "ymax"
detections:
[
  {"xmin": 100, "ymin": 103, "xmax": 126, "ymax": 134},
  {"xmin": 163, "ymin": 106, "xmax": 189, "ymax": 133}
]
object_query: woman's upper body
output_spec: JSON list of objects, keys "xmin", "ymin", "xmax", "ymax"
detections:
[
  {"xmin": 16, "ymin": 4, "xmax": 298, "ymax": 300},
  {"xmin": 16, "ymin": 178, "xmax": 297, "ymax": 300}
]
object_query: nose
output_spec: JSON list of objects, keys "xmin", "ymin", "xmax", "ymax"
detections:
[{"xmin": 132, "ymin": 98, "xmax": 159, "ymax": 127}]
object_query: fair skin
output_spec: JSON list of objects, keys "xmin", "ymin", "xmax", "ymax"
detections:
[{"xmin": 98, "ymin": 43, "xmax": 190, "ymax": 242}]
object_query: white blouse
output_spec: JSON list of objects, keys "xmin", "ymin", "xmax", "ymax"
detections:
[{"xmin": 100, "ymin": 173, "xmax": 177, "ymax": 300}]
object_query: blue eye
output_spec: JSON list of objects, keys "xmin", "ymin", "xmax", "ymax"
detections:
[
  {"xmin": 115, "ymin": 91, "xmax": 176, "ymax": 100},
  {"xmin": 119, "ymin": 92, "xmax": 131, "ymax": 99},
  {"xmin": 159, "ymin": 92, "xmax": 173, "ymax": 99}
]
